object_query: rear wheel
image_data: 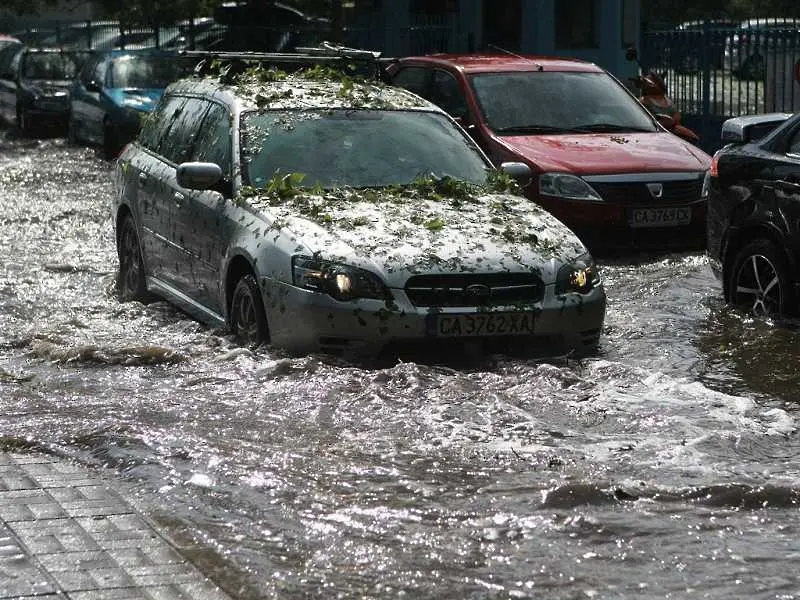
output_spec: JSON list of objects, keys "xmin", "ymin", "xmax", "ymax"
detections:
[
  {"xmin": 116, "ymin": 215, "xmax": 149, "ymax": 302},
  {"xmin": 728, "ymin": 240, "xmax": 795, "ymax": 318},
  {"xmin": 230, "ymin": 275, "xmax": 269, "ymax": 345}
]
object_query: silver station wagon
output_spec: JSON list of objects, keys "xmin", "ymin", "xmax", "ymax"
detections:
[{"xmin": 112, "ymin": 51, "xmax": 606, "ymax": 359}]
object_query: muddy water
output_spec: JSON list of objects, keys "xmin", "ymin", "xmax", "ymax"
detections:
[{"xmin": 1, "ymin": 134, "xmax": 799, "ymax": 599}]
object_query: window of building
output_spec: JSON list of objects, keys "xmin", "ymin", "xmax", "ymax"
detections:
[{"xmin": 555, "ymin": 0, "xmax": 598, "ymax": 49}]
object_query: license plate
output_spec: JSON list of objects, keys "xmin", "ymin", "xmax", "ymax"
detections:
[
  {"xmin": 629, "ymin": 206, "xmax": 691, "ymax": 228},
  {"xmin": 427, "ymin": 312, "xmax": 535, "ymax": 337}
]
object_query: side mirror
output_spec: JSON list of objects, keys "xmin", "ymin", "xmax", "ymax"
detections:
[
  {"xmin": 177, "ymin": 161, "xmax": 222, "ymax": 190},
  {"xmin": 500, "ymin": 161, "xmax": 532, "ymax": 188}
]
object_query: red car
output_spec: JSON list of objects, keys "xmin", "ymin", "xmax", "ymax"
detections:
[{"xmin": 387, "ymin": 54, "xmax": 712, "ymax": 253}]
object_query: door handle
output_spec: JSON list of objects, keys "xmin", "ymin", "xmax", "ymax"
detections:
[
  {"xmin": 138, "ymin": 172, "xmax": 148, "ymax": 187},
  {"xmin": 173, "ymin": 191, "xmax": 185, "ymax": 206}
]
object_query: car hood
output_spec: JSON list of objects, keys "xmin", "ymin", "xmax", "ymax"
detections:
[
  {"xmin": 106, "ymin": 87, "xmax": 163, "ymax": 111},
  {"xmin": 498, "ymin": 132, "xmax": 710, "ymax": 173},
  {"xmin": 253, "ymin": 188, "xmax": 589, "ymax": 286}
]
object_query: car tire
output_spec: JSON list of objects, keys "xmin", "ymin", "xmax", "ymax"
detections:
[
  {"xmin": 17, "ymin": 106, "xmax": 32, "ymax": 136},
  {"xmin": 728, "ymin": 240, "xmax": 795, "ymax": 318},
  {"xmin": 230, "ymin": 274, "xmax": 269, "ymax": 345},
  {"xmin": 116, "ymin": 214, "xmax": 150, "ymax": 302}
]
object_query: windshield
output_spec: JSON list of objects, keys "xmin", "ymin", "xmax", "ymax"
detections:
[
  {"xmin": 109, "ymin": 55, "xmax": 197, "ymax": 88},
  {"xmin": 471, "ymin": 71, "xmax": 657, "ymax": 134},
  {"xmin": 242, "ymin": 109, "xmax": 490, "ymax": 189},
  {"xmin": 22, "ymin": 52, "xmax": 85, "ymax": 80}
]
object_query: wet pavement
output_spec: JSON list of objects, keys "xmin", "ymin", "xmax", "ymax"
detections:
[
  {"xmin": 0, "ymin": 452, "xmax": 229, "ymax": 599},
  {"xmin": 2, "ymin": 133, "xmax": 800, "ymax": 599}
]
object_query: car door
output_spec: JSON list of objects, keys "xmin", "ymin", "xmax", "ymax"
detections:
[
  {"xmin": 772, "ymin": 125, "xmax": 800, "ymax": 229},
  {"xmin": 129, "ymin": 94, "xmax": 190, "ymax": 290},
  {"xmin": 71, "ymin": 54, "xmax": 108, "ymax": 144},
  {"xmin": 180, "ymin": 101, "xmax": 235, "ymax": 313},
  {"xmin": 0, "ymin": 46, "xmax": 22, "ymax": 124},
  {"xmin": 146, "ymin": 96, "xmax": 212, "ymax": 299}
]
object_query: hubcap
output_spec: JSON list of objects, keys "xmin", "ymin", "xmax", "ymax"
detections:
[
  {"xmin": 735, "ymin": 254, "xmax": 781, "ymax": 317},
  {"xmin": 120, "ymin": 225, "xmax": 142, "ymax": 295},
  {"xmin": 233, "ymin": 287, "xmax": 259, "ymax": 342}
]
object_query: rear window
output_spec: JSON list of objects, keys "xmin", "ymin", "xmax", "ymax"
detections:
[{"xmin": 109, "ymin": 54, "xmax": 197, "ymax": 88}]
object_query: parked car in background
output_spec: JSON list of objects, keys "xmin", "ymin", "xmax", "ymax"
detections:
[
  {"xmin": 0, "ymin": 33, "xmax": 20, "ymax": 50},
  {"xmin": 68, "ymin": 49, "xmax": 198, "ymax": 158},
  {"xmin": 668, "ymin": 19, "xmax": 738, "ymax": 72},
  {"xmin": 388, "ymin": 54, "xmax": 712, "ymax": 254},
  {"xmin": 0, "ymin": 46, "xmax": 89, "ymax": 135},
  {"xmin": 707, "ymin": 111, "xmax": 800, "ymax": 319},
  {"xmin": 112, "ymin": 51, "xmax": 606, "ymax": 359},
  {"xmin": 723, "ymin": 17, "xmax": 800, "ymax": 80}
]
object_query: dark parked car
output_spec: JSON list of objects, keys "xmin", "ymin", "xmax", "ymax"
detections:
[
  {"xmin": 112, "ymin": 51, "xmax": 606, "ymax": 359},
  {"xmin": 68, "ymin": 49, "xmax": 198, "ymax": 158},
  {"xmin": 0, "ymin": 46, "xmax": 88, "ymax": 134},
  {"xmin": 388, "ymin": 54, "xmax": 712, "ymax": 253},
  {"xmin": 707, "ymin": 112, "xmax": 800, "ymax": 318}
]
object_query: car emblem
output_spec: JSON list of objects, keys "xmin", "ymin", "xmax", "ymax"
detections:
[
  {"xmin": 464, "ymin": 284, "xmax": 492, "ymax": 301},
  {"xmin": 646, "ymin": 183, "xmax": 664, "ymax": 199}
]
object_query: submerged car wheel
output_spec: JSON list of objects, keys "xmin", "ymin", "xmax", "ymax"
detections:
[
  {"xmin": 230, "ymin": 275, "xmax": 269, "ymax": 345},
  {"xmin": 728, "ymin": 240, "xmax": 795, "ymax": 318},
  {"xmin": 117, "ymin": 215, "xmax": 149, "ymax": 302}
]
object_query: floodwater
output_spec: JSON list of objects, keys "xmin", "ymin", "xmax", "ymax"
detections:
[{"xmin": 1, "ymin": 134, "xmax": 799, "ymax": 599}]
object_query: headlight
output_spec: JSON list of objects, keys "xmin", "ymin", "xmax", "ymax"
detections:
[
  {"xmin": 555, "ymin": 253, "xmax": 601, "ymax": 295},
  {"xmin": 540, "ymin": 173, "xmax": 603, "ymax": 201},
  {"xmin": 292, "ymin": 257, "xmax": 388, "ymax": 301},
  {"xmin": 701, "ymin": 170, "xmax": 711, "ymax": 198}
]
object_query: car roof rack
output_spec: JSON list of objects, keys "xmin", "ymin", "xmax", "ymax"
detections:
[{"xmin": 180, "ymin": 42, "xmax": 387, "ymax": 81}]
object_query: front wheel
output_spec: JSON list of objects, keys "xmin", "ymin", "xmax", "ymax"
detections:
[
  {"xmin": 230, "ymin": 275, "xmax": 269, "ymax": 345},
  {"xmin": 727, "ymin": 240, "xmax": 795, "ymax": 318},
  {"xmin": 116, "ymin": 215, "xmax": 150, "ymax": 302}
]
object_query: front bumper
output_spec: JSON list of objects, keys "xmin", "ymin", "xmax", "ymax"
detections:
[
  {"xmin": 262, "ymin": 277, "xmax": 606, "ymax": 359},
  {"xmin": 536, "ymin": 196, "xmax": 707, "ymax": 255}
]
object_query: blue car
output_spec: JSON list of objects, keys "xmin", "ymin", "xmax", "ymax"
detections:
[{"xmin": 68, "ymin": 49, "xmax": 198, "ymax": 158}]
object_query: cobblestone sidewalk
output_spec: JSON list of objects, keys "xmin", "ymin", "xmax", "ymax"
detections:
[{"xmin": 0, "ymin": 452, "xmax": 230, "ymax": 599}]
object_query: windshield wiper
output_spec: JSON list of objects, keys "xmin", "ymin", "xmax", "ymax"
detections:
[
  {"xmin": 572, "ymin": 123, "xmax": 653, "ymax": 133},
  {"xmin": 495, "ymin": 124, "xmax": 581, "ymax": 134}
]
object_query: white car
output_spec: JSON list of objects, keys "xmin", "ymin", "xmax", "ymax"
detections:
[
  {"xmin": 723, "ymin": 17, "xmax": 800, "ymax": 79},
  {"xmin": 112, "ymin": 53, "xmax": 606, "ymax": 359}
]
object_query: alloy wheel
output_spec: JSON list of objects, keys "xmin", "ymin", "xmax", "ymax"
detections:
[{"xmin": 732, "ymin": 252, "xmax": 783, "ymax": 317}]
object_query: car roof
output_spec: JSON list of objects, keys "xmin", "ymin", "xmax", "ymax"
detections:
[
  {"xmin": 167, "ymin": 71, "xmax": 438, "ymax": 113},
  {"xmin": 397, "ymin": 53, "xmax": 604, "ymax": 74}
]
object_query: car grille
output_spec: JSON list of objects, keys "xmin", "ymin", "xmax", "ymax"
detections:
[
  {"xmin": 404, "ymin": 273, "xmax": 544, "ymax": 307},
  {"xmin": 588, "ymin": 175, "xmax": 704, "ymax": 205}
]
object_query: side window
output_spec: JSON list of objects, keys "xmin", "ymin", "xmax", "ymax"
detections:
[
  {"xmin": 139, "ymin": 94, "xmax": 186, "ymax": 153},
  {"xmin": 157, "ymin": 97, "xmax": 210, "ymax": 164},
  {"xmin": 429, "ymin": 70, "xmax": 468, "ymax": 119},
  {"xmin": 190, "ymin": 102, "xmax": 232, "ymax": 180},
  {"xmin": 789, "ymin": 128, "xmax": 800, "ymax": 156},
  {"xmin": 0, "ymin": 46, "xmax": 21, "ymax": 77},
  {"xmin": 91, "ymin": 57, "xmax": 106, "ymax": 87},
  {"xmin": 391, "ymin": 66, "xmax": 429, "ymax": 97}
]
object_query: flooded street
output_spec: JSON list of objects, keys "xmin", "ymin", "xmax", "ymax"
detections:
[{"xmin": 1, "ymin": 134, "xmax": 800, "ymax": 599}]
